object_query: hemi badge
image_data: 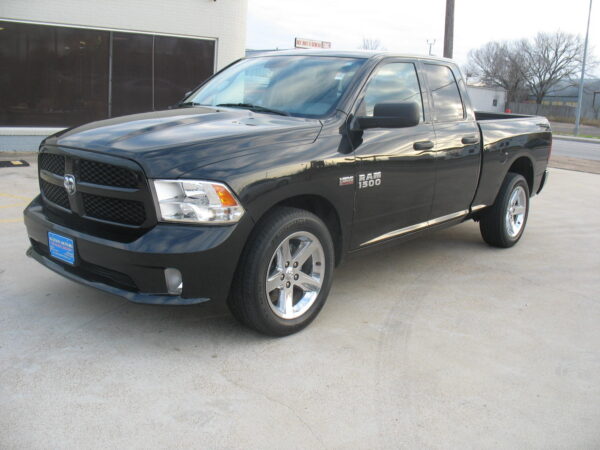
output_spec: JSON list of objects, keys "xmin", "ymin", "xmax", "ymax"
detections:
[{"xmin": 339, "ymin": 176, "xmax": 354, "ymax": 186}]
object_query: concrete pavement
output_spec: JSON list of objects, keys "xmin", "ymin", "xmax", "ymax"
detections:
[
  {"xmin": 549, "ymin": 139, "xmax": 600, "ymax": 174},
  {"xmin": 1, "ymin": 161, "xmax": 599, "ymax": 448},
  {"xmin": 552, "ymin": 138, "xmax": 600, "ymax": 161}
]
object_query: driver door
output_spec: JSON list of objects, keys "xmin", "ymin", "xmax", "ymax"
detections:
[{"xmin": 349, "ymin": 60, "xmax": 436, "ymax": 248}]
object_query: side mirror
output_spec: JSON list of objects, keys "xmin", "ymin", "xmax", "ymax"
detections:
[{"xmin": 355, "ymin": 102, "xmax": 421, "ymax": 130}]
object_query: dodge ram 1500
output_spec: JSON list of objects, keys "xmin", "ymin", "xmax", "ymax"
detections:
[{"xmin": 24, "ymin": 51, "xmax": 551, "ymax": 335}]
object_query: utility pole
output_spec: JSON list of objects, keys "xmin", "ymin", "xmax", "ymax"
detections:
[
  {"xmin": 443, "ymin": 0, "xmax": 455, "ymax": 58},
  {"xmin": 575, "ymin": 0, "xmax": 593, "ymax": 136},
  {"xmin": 427, "ymin": 39, "xmax": 436, "ymax": 56}
]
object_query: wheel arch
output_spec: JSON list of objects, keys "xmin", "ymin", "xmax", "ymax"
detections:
[
  {"xmin": 254, "ymin": 194, "xmax": 345, "ymax": 266},
  {"xmin": 507, "ymin": 156, "xmax": 534, "ymax": 195}
]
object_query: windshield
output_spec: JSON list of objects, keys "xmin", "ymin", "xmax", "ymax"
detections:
[{"xmin": 185, "ymin": 56, "xmax": 366, "ymax": 118}]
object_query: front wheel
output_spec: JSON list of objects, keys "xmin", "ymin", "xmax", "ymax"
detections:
[
  {"xmin": 479, "ymin": 172, "xmax": 530, "ymax": 248},
  {"xmin": 228, "ymin": 207, "xmax": 335, "ymax": 336}
]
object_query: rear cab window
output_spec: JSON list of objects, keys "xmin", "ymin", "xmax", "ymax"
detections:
[{"xmin": 423, "ymin": 64, "xmax": 465, "ymax": 122}]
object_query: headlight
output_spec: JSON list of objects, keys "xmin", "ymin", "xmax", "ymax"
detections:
[{"xmin": 152, "ymin": 179, "xmax": 244, "ymax": 224}]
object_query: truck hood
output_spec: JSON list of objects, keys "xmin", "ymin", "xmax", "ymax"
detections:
[{"xmin": 44, "ymin": 107, "xmax": 322, "ymax": 178}]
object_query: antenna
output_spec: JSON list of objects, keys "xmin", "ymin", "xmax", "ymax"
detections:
[{"xmin": 427, "ymin": 39, "xmax": 436, "ymax": 56}]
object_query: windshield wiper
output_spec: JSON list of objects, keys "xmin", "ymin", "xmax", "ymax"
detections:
[
  {"xmin": 216, "ymin": 103, "xmax": 290, "ymax": 116},
  {"xmin": 176, "ymin": 101, "xmax": 205, "ymax": 108}
]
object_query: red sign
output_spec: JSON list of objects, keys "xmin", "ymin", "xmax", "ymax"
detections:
[{"xmin": 294, "ymin": 38, "xmax": 332, "ymax": 49}]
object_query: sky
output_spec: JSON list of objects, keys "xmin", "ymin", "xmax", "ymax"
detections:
[{"xmin": 246, "ymin": 0, "xmax": 599, "ymax": 75}]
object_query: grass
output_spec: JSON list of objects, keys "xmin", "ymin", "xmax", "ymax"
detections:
[
  {"xmin": 548, "ymin": 116, "xmax": 600, "ymax": 127},
  {"xmin": 554, "ymin": 132, "xmax": 600, "ymax": 139}
]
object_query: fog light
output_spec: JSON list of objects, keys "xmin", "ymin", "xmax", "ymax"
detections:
[{"xmin": 165, "ymin": 268, "xmax": 183, "ymax": 295}]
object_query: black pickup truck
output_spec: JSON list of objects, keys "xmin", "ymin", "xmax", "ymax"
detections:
[{"xmin": 24, "ymin": 51, "xmax": 551, "ymax": 335}]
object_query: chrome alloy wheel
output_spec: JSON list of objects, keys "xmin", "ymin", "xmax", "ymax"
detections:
[
  {"xmin": 265, "ymin": 231, "xmax": 325, "ymax": 319},
  {"xmin": 505, "ymin": 185, "xmax": 527, "ymax": 238}
]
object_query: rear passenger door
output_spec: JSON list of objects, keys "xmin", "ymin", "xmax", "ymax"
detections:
[{"xmin": 422, "ymin": 63, "xmax": 481, "ymax": 219}]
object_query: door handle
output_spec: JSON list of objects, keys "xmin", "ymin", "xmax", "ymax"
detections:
[
  {"xmin": 413, "ymin": 140, "xmax": 434, "ymax": 150},
  {"xmin": 461, "ymin": 136, "xmax": 480, "ymax": 145}
]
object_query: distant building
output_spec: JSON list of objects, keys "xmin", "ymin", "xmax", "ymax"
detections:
[
  {"xmin": 464, "ymin": 78, "xmax": 600, "ymax": 119},
  {"xmin": 466, "ymin": 85, "xmax": 507, "ymax": 113},
  {"xmin": 526, "ymin": 79, "xmax": 600, "ymax": 109},
  {"xmin": 530, "ymin": 82, "xmax": 580, "ymax": 107},
  {"xmin": 517, "ymin": 79, "xmax": 600, "ymax": 120}
]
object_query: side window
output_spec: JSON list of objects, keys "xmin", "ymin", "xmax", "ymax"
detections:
[
  {"xmin": 423, "ymin": 64, "xmax": 464, "ymax": 122},
  {"xmin": 357, "ymin": 62, "xmax": 423, "ymax": 123}
]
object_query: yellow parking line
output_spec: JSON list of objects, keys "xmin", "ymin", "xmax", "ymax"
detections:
[
  {"xmin": 0, "ymin": 202, "xmax": 27, "ymax": 209},
  {"xmin": 0, "ymin": 192, "xmax": 32, "ymax": 201},
  {"xmin": 0, "ymin": 217, "xmax": 22, "ymax": 223}
]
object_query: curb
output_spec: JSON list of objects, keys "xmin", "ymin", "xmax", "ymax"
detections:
[
  {"xmin": 0, "ymin": 152, "xmax": 37, "ymax": 163},
  {"xmin": 0, "ymin": 151, "xmax": 37, "ymax": 157},
  {"xmin": 553, "ymin": 135, "xmax": 600, "ymax": 144}
]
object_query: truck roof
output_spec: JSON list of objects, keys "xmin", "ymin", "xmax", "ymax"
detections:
[{"xmin": 245, "ymin": 49, "xmax": 456, "ymax": 64}]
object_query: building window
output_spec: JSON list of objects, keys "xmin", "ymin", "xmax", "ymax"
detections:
[
  {"xmin": 0, "ymin": 20, "xmax": 216, "ymax": 127},
  {"xmin": 154, "ymin": 35, "xmax": 215, "ymax": 110},
  {"xmin": 0, "ymin": 21, "xmax": 109, "ymax": 127},
  {"xmin": 111, "ymin": 32, "xmax": 153, "ymax": 117}
]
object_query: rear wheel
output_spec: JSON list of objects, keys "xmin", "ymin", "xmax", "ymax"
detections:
[
  {"xmin": 479, "ymin": 172, "xmax": 530, "ymax": 248},
  {"xmin": 228, "ymin": 207, "xmax": 334, "ymax": 336}
]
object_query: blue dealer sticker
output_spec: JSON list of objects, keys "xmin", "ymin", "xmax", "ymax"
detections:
[{"xmin": 48, "ymin": 232, "xmax": 75, "ymax": 265}]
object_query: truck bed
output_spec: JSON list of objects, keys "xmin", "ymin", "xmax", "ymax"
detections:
[
  {"xmin": 475, "ymin": 111, "xmax": 538, "ymax": 121},
  {"xmin": 471, "ymin": 112, "xmax": 552, "ymax": 208}
]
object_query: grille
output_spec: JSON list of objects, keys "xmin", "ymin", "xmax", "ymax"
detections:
[
  {"xmin": 39, "ymin": 153, "xmax": 65, "ymax": 176},
  {"xmin": 38, "ymin": 148, "xmax": 152, "ymax": 228},
  {"xmin": 40, "ymin": 179, "xmax": 70, "ymax": 209},
  {"xmin": 82, "ymin": 193, "xmax": 146, "ymax": 225},
  {"xmin": 79, "ymin": 160, "xmax": 138, "ymax": 188}
]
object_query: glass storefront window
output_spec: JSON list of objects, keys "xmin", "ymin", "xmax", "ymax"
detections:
[
  {"xmin": 0, "ymin": 21, "xmax": 109, "ymax": 127},
  {"xmin": 111, "ymin": 32, "xmax": 153, "ymax": 117},
  {"xmin": 0, "ymin": 21, "xmax": 216, "ymax": 127},
  {"xmin": 154, "ymin": 35, "xmax": 215, "ymax": 110}
]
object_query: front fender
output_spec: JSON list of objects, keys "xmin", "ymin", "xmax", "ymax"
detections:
[{"xmin": 180, "ymin": 131, "xmax": 356, "ymax": 259}]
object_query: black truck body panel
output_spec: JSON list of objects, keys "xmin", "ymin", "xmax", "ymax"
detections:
[
  {"xmin": 474, "ymin": 115, "xmax": 551, "ymax": 206},
  {"xmin": 24, "ymin": 51, "xmax": 551, "ymax": 304}
]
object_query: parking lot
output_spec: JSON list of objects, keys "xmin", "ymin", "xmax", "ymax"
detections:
[{"xmin": 1, "ymin": 157, "xmax": 599, "ymax": 448}]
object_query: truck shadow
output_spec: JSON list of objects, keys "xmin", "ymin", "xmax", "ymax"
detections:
[{"xmin": 41, "ymin": 221, "xmax": 486, "ymax": 344}]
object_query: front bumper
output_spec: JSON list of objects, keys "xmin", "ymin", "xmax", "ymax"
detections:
[{"xmin": 24, "ymin": 195, "xmax": 253, "ymax": 305}]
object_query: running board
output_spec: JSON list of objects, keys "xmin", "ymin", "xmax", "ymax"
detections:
[{"xmin": 360, "ymin": 209, "xmax": 471, "ymax": 247}]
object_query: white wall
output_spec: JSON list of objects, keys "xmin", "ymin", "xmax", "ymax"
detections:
[
  {"xmin": 0, "ymin": 0, "xmax": 248, "ymax": 70},
  {"xmin": 466, "ymin": 86, "xmax": 507, "ymax": 113}
]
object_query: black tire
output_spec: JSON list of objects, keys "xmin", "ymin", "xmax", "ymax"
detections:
[
  {"xmin": 479, "ymin": 172, "xmax": 530, "ymax": 248},
  {"xmin": 228, "ymin": 207, "xmax": 335, "ymax": 336}
]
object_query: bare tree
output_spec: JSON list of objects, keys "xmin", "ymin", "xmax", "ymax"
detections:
[
  {"xmin": 466, "ymin": 41, "xmax": 527, "ymax": 108},
  {"xmin": 519, "ymin": 32, "xmax": 587, "ymax": 110},
  {"xmin": 359, "ymin": 38, "xmax": 384, "ymax": 51},
  {"xmin": 467, "ymin": 32, "xmax": 596, "ymax": 113}
]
